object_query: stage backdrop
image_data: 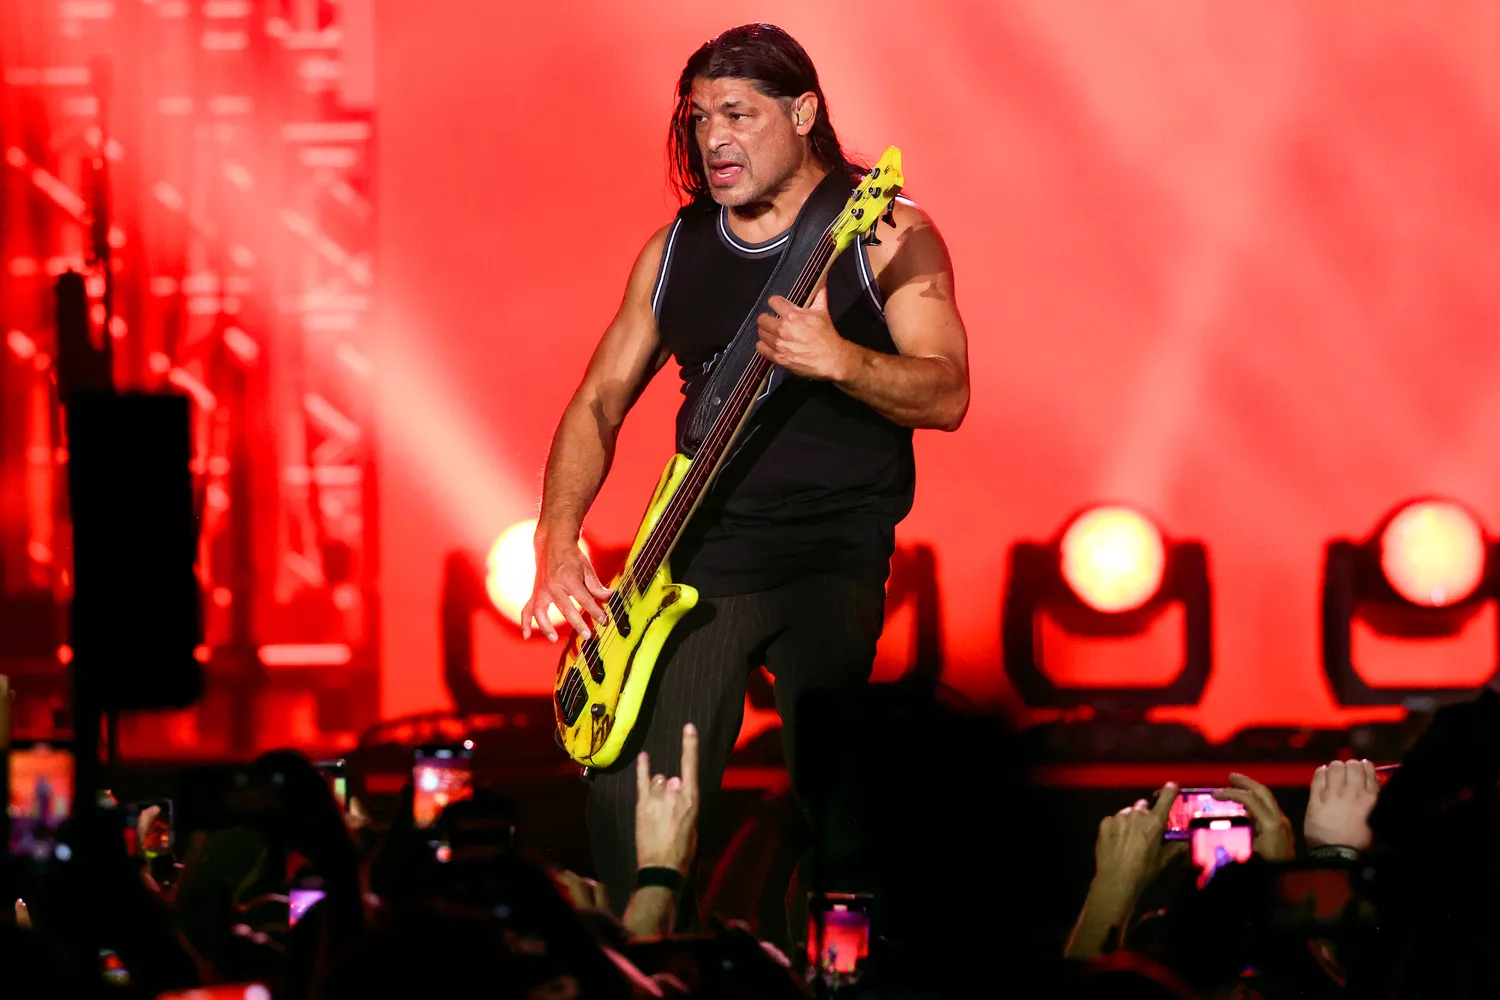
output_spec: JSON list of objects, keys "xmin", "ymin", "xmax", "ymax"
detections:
[{"xmin": 373, "ymin": 0, "xmax": 1500, "ymax": 740}]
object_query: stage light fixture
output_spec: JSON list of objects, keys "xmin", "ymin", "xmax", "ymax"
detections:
[
  {"xmin": 485, "ymin": 519, "xmax": 591, "ymax": 628},
  {"xmin": 1378, "ymin": 499, "xmax": 1485, "ymax": 608},
  {"xmin": 1060, "ymin": 506, "xmax": 1167, "ymax": 613},
  {"xmin": 1003, "ymin": 505, "xmax": 1212, "ymax": 709},
  {"xmin": 1323, "ymin": 497, "xmax": 1497, "ymax": 706}
]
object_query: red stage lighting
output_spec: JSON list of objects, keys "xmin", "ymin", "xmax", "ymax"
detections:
[
  {"xmin": 1003, "ymin": 506, "xmax": 1212, "ymax": 710},
  {"xmin": 1322, "ymin": 497, "xmax": 1497, "ymax": 706},
  {"xmin": 1060, "ymin": 506, "xmax": 1167, "ymax": 613},
  {"xmin": 1378, "ymin": 499, "xmax": 1486, "ymax": 608},
  {"xmin": 485, "ymin": 520, "xmax": 591, "ymax": 628}
]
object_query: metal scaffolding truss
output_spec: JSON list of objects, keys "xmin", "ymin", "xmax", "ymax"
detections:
[{"xmin": 0, "ymin": 0, "xmax": 378, "ymax": 754}]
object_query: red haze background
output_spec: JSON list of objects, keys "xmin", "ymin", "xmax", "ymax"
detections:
[{"xmin": 373, "ymin": 1, "xmax": 1500, "ymax": 740}]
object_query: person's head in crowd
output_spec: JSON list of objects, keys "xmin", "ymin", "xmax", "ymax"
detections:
[
  {"xmin": 319, "ymin": 852, "xmax": 658, "ymax": 1000},
  {"xmin": 249, "ymin": 750, "xmax": 368, "ymax": 1000},
  {"xmin": 799, "ymin": 682, "xmax": 1067, "ymax": 995},
  {"xmin": 1129, "ymin": 855, "xmax": 1347, "ymax": 998},
  {"xmin": 252, "ymin": 749, "xmax": 361, "ymax": 886},
  {"xmin": 18, "ymin": 807, "xmax": 200, "ymax": 996},
  {"xmin": 1348, "ymin": 688, "xmax": 1500, "ymax": 999}
]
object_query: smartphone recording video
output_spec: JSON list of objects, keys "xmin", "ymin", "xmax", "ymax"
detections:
[
  {"xmin": 1190, "ymin": 815, "xmax": 1253, "ymax": 887},
  {"xmin": 807, "ymin": 892, "xmax": 873, "ymax": 990},
  {"xmin": 412, "ymin": 742, "xmax": 474, "ymax": 829},
  {"xmin": 1164, "ymin": 787, "xmax": 1247, "ymax": 840},
  {"xmin": 315, "ymin": 758, "xmax": 348, "ymax": 812},
  {"xmin": 8, "ymin": 743, "xmax": 74, "ymax": 862}
]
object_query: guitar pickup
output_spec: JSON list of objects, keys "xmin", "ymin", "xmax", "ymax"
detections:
[
  {"xmin": 581, "ymin": 640, "xmax": 606, "ymax": 684},
  {"xmin": 607, "ymin": 593, "xmax": 631, "ymax": 637},
  {"xmin": 557, "ymin": 668, "xmax": 589, "ymax": 726}
]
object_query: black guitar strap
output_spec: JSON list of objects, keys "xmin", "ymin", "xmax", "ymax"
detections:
[{"xmin": 677, "ymin": 172, "xmax": 852, "ymax": 458}]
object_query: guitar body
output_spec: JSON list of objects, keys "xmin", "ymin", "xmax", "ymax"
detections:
[{"xmin": 553, "ymin": 454, "xmax": 700, "ymax": 767}]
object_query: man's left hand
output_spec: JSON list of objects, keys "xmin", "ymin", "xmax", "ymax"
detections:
[{"xmin": 757, "ymin": 289, "xmax": 856, "ymax": 381}]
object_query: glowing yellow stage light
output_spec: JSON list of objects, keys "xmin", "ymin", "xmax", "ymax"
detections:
[
  {"xmin": 486, "ymin": 519, "xmax": 591, "ymax": 627},
  {"xmin": 1060, "ymin": 506, "xmax": 1167, "ymax": 613},
  {"xmin": 1379, "ymin": 500, "xmax": 1486, "ymax": 608}
]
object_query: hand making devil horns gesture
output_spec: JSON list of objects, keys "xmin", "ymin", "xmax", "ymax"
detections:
[{"xmin": 635, "ymin": 723, "xmax": 700, "ymax": 875}]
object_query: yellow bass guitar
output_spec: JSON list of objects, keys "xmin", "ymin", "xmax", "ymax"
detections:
[{"xmin": 553, "ymin": 147, "xmax": 906, "ymax": 767}]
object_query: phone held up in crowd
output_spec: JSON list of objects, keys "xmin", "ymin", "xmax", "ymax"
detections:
[
  {"xmin": 412, "ymin": 741, "xmax": 474, "ymax": 831},
  {"xmin": 807, "ymin": 891, "xmax": 873, "ymax": 991},
  {"xmin": 1163, "ymin": 787, "xmax": 1248, "ymax": 840},
  {"xmin": 8, "ymin": 741, "xmax": 75, "ymax": 868},
  {"xmin": 1190, "ymin": 814, "xmax": 1254, "ymax": 888}
]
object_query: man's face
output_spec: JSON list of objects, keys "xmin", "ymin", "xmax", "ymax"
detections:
[{"xmin": 690, "ymin": 76, "xmax": 808, "ymax": 207}]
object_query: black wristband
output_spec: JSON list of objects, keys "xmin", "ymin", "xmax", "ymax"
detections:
[
  {"xmin": 636, "ymin": 866, "xmax": 685, "ymax": 893},
  {"xmin": 1308, "ymin": 844, "xmax": 1361, "ymax": 863}
]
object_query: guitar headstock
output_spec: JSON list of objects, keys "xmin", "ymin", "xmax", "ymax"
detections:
[{"xmin": 830, "ymin": 146, "xmax": 904, "ymax": 254}]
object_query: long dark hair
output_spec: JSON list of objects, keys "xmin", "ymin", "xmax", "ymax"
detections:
[{"xmin": 669, "ymin": 23, "xmax": 865, "ymax": 205}]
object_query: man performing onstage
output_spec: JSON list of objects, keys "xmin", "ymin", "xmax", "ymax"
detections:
[{"xmin": 521, "ymin": 23, "xmax": 970, "ymax": 919}]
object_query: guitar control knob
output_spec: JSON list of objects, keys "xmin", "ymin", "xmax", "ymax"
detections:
[{"xmin": 591, "ymin": 703, "xmax": 605, "ymax": 717}]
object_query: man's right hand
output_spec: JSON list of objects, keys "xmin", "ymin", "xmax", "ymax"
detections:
[{"xmin": 521, "ymin": 535, "xmax": 612, "ymax": 642}]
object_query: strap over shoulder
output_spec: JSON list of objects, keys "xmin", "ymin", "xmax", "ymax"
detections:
[{"xmin": 677, "ymin": 171, "xmax": 853, "ymax": 457}]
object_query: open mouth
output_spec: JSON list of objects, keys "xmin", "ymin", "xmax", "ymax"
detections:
[{"xmin": 708, "ymin": 162, "xmax": 744, "ymax": 185}]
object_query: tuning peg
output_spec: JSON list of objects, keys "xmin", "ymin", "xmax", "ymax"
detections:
[
  {"xmin": 882, "ymin": 206, "xmax": 897, "ymax": 228},
  {"xmin": 865, "ymin": 232, "xmax": 882, "ymax": 247}
]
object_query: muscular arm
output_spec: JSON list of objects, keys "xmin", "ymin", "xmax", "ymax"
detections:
[
  {"xmin": 524, "ymin": 224, "xmax": 672, "ymax": 640},
  {"xmin": 838, "ymin": 204, "xmax": 969, "ymax": 430},
  {"xmin": 757, "ymin": 203, "xmax": 970, "ymax": 431}
]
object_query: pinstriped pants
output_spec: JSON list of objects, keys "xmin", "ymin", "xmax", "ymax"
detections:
[{"xmin": 586, "ymin": 573, "xmax": 887, "ymax": 922}]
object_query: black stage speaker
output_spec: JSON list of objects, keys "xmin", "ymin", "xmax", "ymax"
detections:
[{"xmin": 66, "ymin": 391, "xmax": 203, "ymax": 710}]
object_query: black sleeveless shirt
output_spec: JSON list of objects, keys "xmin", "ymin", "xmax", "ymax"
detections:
[{"xmin": 652, "ymin": 196, "xmax": 915, "ymax": 597}]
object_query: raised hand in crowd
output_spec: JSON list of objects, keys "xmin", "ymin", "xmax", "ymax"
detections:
[
  {"xmin": 1213, "ymin": 772, "xmax": 1295, "ymax": 861},
  {"xmin": 624, "ymin": 723, "xmax": 699, "ymax": 940},
  {"xmin": 1065, "ymin": 783, "xmax": 1186, "ymax": 960},
  {"xmin": 556, "ymin": 869, "xmax": 612, "ymax": 912},
  {"xmin": 1304, "ymin": 758, "xmax": 1379, "ymax": 854}
]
